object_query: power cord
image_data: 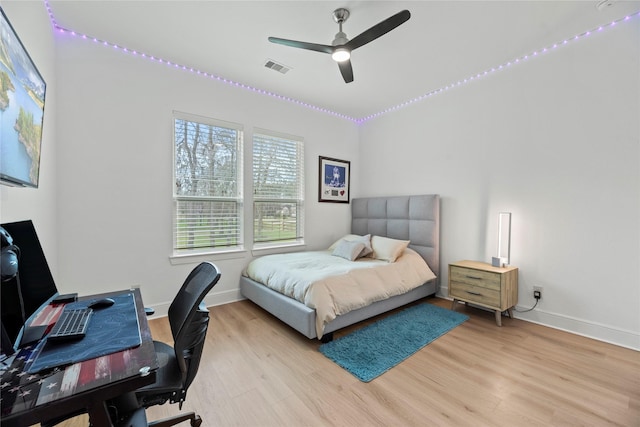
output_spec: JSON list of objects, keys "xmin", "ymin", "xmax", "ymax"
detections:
[{"xmin": 514, "ymin": 293, "xmax": 540, "ymax": 313}]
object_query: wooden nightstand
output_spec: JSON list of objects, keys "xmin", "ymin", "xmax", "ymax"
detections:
[{"xmin": 449, "ymin": 260, "xmax": 518, "ymax": 326}]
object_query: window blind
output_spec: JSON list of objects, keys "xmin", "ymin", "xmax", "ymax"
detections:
[
  {"xmin": 173, "ymin": 112, "xmax": 243, "ymax": 252},
  {"xmin": 253, "ymin": 129, "xmax": 304, "ymax": 245}
]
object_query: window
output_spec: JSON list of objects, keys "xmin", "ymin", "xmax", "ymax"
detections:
[
  {"xmin": 253, "ymin": 129, "xmax": 304, "ymax": 246},
  {"xmin": 173, "ymin": 112, "xmax": 243, "ymax": 253}
]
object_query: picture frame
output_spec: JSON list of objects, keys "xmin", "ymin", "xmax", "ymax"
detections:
[{"xmin": 318, "ymin": 156, "xmax": 350, "ymax": 203}]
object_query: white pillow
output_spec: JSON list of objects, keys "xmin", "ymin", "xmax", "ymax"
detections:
[
  {"xmin": 328, "ymin": 234, "xmax": 373, "ymax": 258},
  {"xmin": 349, "ymin": 234, "xmax": 373, "ymax": 258},
  {"xmin": 332, "ymin": 240, "xmax": 366, "ymax": 261},
  {"xmin": 328, "ymin": 234, "xmax": 359, "ymax": 251},
  {"xmin": 371, "ymin": 236, "xmax": 410, "ymax": 262}
]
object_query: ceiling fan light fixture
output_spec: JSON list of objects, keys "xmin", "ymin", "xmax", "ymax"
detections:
[
  {"xmin": 332, "ymin": 48, "xmax": 351, "ymax": 62},
  {"xmin": 268, "ymin": 9, "xmax": 411, "ymax": 82}
]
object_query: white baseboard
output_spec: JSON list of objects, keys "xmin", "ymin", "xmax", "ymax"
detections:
[
  {"xmin": 513, "ymin": 306, "xmax": 639, "ymax": 351},
  {"xmin": 437, "ymin": 287, "xmax": 639, "ymax": 351},
  {"xmin": 205, "ymin": 288, "xmax": 244, "ymax": 307},
  {"xmin": 151, "ymin": 286, "xmax": 640, "ymax": 351},
  {"xmin": 147, "ymin": 288, "xmax": 243, "ymax": 319}
]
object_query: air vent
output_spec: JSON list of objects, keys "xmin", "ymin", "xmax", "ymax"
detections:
[
  {"xmin": 264, "ymin": 59, "xmax": 291, "ymax": 74},
  {"xmin": 596, "ymin": 0, "xmax": 618, "ymax": 10}
]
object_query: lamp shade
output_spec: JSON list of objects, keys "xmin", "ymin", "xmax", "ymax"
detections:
[{"xmin": 497, "ymin": 212, "xmax": 511, "ymax": 266}]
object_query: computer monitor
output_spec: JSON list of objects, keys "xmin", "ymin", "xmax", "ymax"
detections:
[{"xmin": 1, "ymin": 220, "xmax": 58, "ymax": 352}]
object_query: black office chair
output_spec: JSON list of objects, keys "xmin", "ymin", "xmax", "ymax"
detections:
[{"xmin": 111, "ymin": 262, "xmax": 221, "ymax": 427}]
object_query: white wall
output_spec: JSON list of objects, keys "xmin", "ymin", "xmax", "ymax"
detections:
[
  {"xmin": 53, "ymin": 31, "xmax": 358, "ymax": 311},
  {"xmin": 3, "ymin": 2, "xmax": 638, "ymax": 349},
  {"xmin": 0, "ymin": 2, "xmax": 58, "ymax": 276},
  {"xmin": 358, "ymin": 20, "xmax": 639, "ymax": 349}
]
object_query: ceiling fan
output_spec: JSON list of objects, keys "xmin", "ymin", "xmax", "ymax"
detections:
[{"xmin": 268, "ymin": 8, "xmax": 411, "ymax": 83}]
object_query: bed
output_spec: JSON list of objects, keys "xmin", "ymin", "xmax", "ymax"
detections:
[{"xmin": 240, "ymin": 194, "xmax": 440, "ymax": 341}]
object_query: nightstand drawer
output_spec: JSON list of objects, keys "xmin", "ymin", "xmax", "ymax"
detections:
[
  {"xmin": 450, "ymin": 281, "xmax": 500, "ymax": 307},
  {"xmin": 450, "ymin": 266, "xmax": 501, "ymax": 291}
]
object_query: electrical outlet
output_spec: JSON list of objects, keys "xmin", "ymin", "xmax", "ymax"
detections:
[{"xmin": 533, "ymin": 286, "xmax": 543, "ymax": 300}]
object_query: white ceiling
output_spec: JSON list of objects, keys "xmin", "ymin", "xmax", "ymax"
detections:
[{"xmin": 47, "ymin": 0, "xmax": 640, "ymax": 120}]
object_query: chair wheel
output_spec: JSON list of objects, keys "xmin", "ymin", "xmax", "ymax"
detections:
[{"xmin": 191, "ymin": 415, "xmax": 202, "ymax": 427}]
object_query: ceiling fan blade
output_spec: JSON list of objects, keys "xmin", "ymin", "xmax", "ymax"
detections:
[
  {"xmin": 338, "ymin": 60, "xmax": 354, "ymax": 83},
  {"xmin": 345, "ymin": 10, "xmax": 411, "ymax": 51},
  {"xmin": 268, "ymin": 37, "xmax": 333, "ymax": 54}
]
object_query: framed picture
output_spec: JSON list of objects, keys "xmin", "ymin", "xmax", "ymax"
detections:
[{"xmin": 318, "ymin": 156, "xmax": 350, "ymax": 203}]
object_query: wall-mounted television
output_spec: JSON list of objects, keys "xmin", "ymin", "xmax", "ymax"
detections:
[{"xmin": 0, "ymin": 7, "xmax": 46, "ymax": 188}]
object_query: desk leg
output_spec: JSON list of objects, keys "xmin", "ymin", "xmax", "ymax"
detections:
[{"xmin": 88, "ymin": 401, "xmax": 113, "ymax": 427}]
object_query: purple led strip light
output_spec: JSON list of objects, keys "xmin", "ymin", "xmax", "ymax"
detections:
[
  {"xmin": 42, "ymin": 0, "xmax": 358, "ymax": 122},
  {"xmin": 43, "ymin": 1, "xmax": 639, "ymax": 124},
  {"xmin": 357, "ymin": 11, "xmax": 640, "ymax": 124}
]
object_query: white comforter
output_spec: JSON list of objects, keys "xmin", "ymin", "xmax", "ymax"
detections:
[{"xmin": 243, "ymin": 248, "xmax": 436, "ymax": 337}]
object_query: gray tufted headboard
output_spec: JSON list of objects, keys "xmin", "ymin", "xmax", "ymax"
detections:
[{"xmin": 351, "ymin": 194, "xmax": 440, "ymax": 284}]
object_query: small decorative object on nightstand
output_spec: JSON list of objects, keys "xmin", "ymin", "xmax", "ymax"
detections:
[{"xmin": 449, "ymin": 260, "xmax": 518, "ymax": 326}]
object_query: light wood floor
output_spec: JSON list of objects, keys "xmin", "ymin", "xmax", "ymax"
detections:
[{"xmin": 57, "ymin": 297, "xmax": 639, "ymax": 426}]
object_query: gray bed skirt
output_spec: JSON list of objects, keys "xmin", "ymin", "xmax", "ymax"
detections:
[{"xmin": 240, "ymin": 275, "xmax": 436, "ymax": 339}]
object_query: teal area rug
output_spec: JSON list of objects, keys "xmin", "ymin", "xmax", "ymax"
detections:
[{"xmin": 319, "ymin": 303, "xmax": 468, "ymax": 382}]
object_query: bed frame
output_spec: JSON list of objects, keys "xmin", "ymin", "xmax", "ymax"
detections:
[{"xmin": 240, "ymin": 194, "xmax": 440, "ymax": 341}]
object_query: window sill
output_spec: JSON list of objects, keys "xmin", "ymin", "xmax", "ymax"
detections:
[
  {"xmin": 251, "ymin": 242, "xmax": 306, "ymax": 257},
  {"xmin": 169, "ymin": 249, "xmax": 247, "ymax": 265}
]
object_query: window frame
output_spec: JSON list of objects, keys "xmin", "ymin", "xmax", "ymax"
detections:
[
  {"xmin": 172, "ymin": 111, "xmax": 244, "ymax": 257},
  {"xmin": 252, "ymin": 128, "xmax": 305, "ymax": 250}
]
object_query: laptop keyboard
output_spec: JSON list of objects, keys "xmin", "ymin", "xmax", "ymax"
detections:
[{"xmin": 47, "ymin": 308, "xmax": 93, "ymax": 342}]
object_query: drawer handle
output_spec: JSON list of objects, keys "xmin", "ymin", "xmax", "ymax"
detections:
[
  {"xmin": 466, "ymin": 290, "xmax": 482, "ymax": 296},
  {"xmin": 465, "ymin": 275, "xmax": 483, "ymax": 280}
]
